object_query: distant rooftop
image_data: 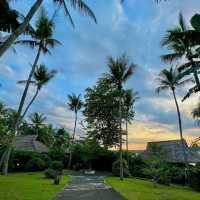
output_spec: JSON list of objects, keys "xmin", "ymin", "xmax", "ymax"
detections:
[
  {"xmin": 141, "ymin": 139, "xmax": 200, "ymax": 164},
  {"xmin": 14, "ymin": 135, "xmax": 49, "ymax": 153}
]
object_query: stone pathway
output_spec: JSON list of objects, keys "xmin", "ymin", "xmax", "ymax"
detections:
[{"xmin": 52, "ymin": 175, "xmax": 125, "ymax": 200}]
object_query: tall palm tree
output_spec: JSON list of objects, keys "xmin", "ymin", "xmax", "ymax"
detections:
[
  {"xmin": 161, "ymin": 13, "xmax": 200, "ymax": 94},
  {"xmin": 18, "ymin": 64, "xmax": 57, "ymax": 119},
  {"xmin": 0, "ymin": 0, "xmax": 96, "ymax": 57},
  {"xmin": 0, "ymin": 9, "xmax": 60, "ymax": 176},
  {"xmin": 123, "ymin": 90, "xmax": 138, "ymax": 154},
  {"xmin": 107, "ymin": 54, "xmax": 136, "ymax": 180},
  {"xmin": 155, "ymin": 66, "xmax": 192, "ymax": 170},
  {"xmin": 67, "ymin": 93, "xmax": 83, "ymax": 169},
  {"xmin": 29, "ymin": 112, "xmax": 46, "ymax": 135}
]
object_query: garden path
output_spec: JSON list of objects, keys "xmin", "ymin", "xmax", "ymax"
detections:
[{"xmin": 52, "ymin": 175, "xmax": 125, "ymax": 200}]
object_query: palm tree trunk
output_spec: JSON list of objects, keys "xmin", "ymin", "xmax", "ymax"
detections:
[
  {"xmin": 1, "ymin": 45, "xmax": 42, "ymax": 175},
  {"xmin": 21, "ymin": 87, "xmax": 40, "ymax": 120},
  {"xmin": 67, "ymin": 112, "xmax": 78, "ymax": 169},
  {"xmin": 119, "ymin": 94, "xmax": 123, "ymax": 181},
  {"xmin": 0, "ymin": 0, "xmax": 43, "ymax": 57},
  {"xmin": 172, "ymin": 89, "xmax": 188, "ymax": 167}
]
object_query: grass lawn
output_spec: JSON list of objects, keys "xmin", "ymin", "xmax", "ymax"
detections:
[
  {"xmin": 106, "ymin": 177, "xmax": 200, "ymax": 200},
  {"xmin": 0, "ymin": 172, "xmax": 69, "ymax": 200}
]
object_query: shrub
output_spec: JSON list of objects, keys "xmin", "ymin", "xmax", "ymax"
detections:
[
  {"xmin": 44, "ymin": 168, "xmax": 55, "ymax": 179},
  {"xmin": 189, "ymin": 166, "xmax": 200, "ymax": 191},
  {"xmin": 25, "ymin": 157, "xmax": 46, "ymax": 172},
  {"xmin": 50, "ymin": 161, "xmax": 64, "ymax": 171},
  {"xmin": 112, "ymin": 159, "xmax": 130, "ymax": 177},
  {"xmin": 168, "ymin": 165, "xmax": 186, "ymax": 184},
  {"xmin": 129, "ymin": 155, "xmax": 146, "ymax": 178}
]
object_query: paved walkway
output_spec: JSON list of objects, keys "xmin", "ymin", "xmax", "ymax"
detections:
[{"xmin": 52, "ymin": 175, "xmax": 125, "ymax": 200}]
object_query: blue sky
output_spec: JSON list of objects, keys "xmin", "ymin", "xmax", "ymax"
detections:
[{"xmin": 0, "ymin": 0, "xmax": 200, "ymax": 149}]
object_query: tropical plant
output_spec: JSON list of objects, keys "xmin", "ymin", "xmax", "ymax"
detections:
[
  {"xmin": 161, "ymin": 13, "xmax": 200, "ymax": 99},
  {"xmin": 29, "ymin": 112, "xmax": 46, "ymax": 135},
  {"xmin": 0, "ymin": 9, "xmax": 60, "ymax": 175},
  {"xmin": 155, "ymin": 66, "xmax": 192, "ymax": 170},
  {"xmin": 67, "ymin": 93, "xmax": 83, "ymax": 169},
  {"xmin": 107, "ymin": 54, "xmax": 136, "ymax": 180},
  {"xmin": 0, "ymin": 0, "xmax": 96, "ymax": 57},
  {"xmin": 18, "ymin": 64, "xmax": 57, "ymax": 119}
]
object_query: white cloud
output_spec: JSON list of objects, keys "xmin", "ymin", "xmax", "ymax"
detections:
[{"xmin": 0, "ymin": 63, "xmax": 14, "ymax": 79}]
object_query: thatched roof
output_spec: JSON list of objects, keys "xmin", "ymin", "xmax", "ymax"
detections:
[
  {"xmin": 14, "ymin": 135, "xmax": 49, "ymax": 153},
  {"xmin": 141, "ymin": 139, "xmax": 200, "ymax": 164}
]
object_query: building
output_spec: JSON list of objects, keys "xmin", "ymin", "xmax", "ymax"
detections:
[
  {"xmin": 14, "ymin": 135, "xmax": 49, "ymax": 153},
  {"xmin": 141, "ymin": 139, "xmax": 200, "ymax": 164}
]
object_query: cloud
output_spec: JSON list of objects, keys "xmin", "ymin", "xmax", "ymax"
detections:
[
  {"xmin": 0, "ymin": 63, "xmax": 14, "ymax": 79},
  {"xmin": 1, "ymin": 0, "xmax": 200, "ymax": 150}
]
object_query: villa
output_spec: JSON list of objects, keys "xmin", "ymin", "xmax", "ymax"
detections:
[{"xmin": 141, "ymin": 139, "xmax": 200, "ymax": 164}]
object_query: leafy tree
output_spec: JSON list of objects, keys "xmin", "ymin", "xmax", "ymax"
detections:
[
  {"xmin": 84, "ymin": 76, "xmax": 121, "ymax": 147},
  {"xmin": 18, "ymin": 64, "xmax": 57, "ymax": 119},
  {"xmin": 106, "ymin": 54, "xmax": 136, "ymax": 180},
  {"xmin": 67, "ymin": 93, "xmax": 83, "ymax": 169},
  {"xmin": 155, "ymin": 66, "xmax": 192, "ymax": 170},
  {"xmin": 0, "ymin": 0, "xmax": 96, "ymax": 57}
]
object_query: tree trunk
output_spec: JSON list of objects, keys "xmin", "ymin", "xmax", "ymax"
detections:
[
  {"xmin": 172, "ymin": 89, "xmax": 188, "ymax": 166},
  {"xmin": 1, "ymin": 45, "xmax": 42, "ymax": 175},
  {"xmin": 21, "ymin": 87, "xmax": 40, "ymax": 120},
  {"xmin": 119, "ymin": 94, "xmax": 123, "ymax": 181},
  {"xmin": 0, "ymin": 0, "xmax": 43, "ymax": 57},
  {"xmin": 126, "ymin": 116, "xmax": 129, "ymax": 167},
  {"xmin": 67, "ymin": 112, "xmax": 78, "ymax": 169}
]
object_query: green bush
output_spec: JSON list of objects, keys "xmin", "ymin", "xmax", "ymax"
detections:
[
  {"xmin": 129, "ymin": 155, "xmax": 146, "ymax": 178},
  {"xmin": 189, "ymin": 166, "xmax": 200, "ymax": 191},
  {"xmin": 112, "ymin": 159, "xmax": 130, "ymax": 177},
  {"xmin": 44, "ymin": 168, "xmax": 55, "ymax": 179},
  {"xmin": 50, "ymin": 161, "xmax": 64, "ymax": 171},
  {"xmin": 25, "ymin": 157, "xmax": 46, "ymax": 171},
  {"xmin": 168, "ymin": 165, "xmax": 186, "ymax": 184}
]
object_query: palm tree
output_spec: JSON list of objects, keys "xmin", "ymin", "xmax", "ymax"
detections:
[
  {"xmin": 0, "ymin": 0, "xmax": 96, "ymax": 57},
  {"xmin": 107, "ymin": 54, "xmax": 136, "ymax": 180},
  {"xmin": 192, "ymin": 102, "xmax": 200, "ymax": 126},
  {"xmin": 161, "ymin": 13, "xmax": 200, "ymax": 95},
  {"xmin": 123, "ymin": 90, "xmax": 138, "ymax": 154},
  {"xmin": 155, "ymin": 66, "xmax": 192, "ymax": 170},
  {"xmin": 67, "ymin": 93, "xmax": 83, "ymax": 169},
  {"xmin": 29, "ymin": 112, "xmax": 46, "ymax": 136},
  {"xmin": 18, "ymin": 64, "xmax": 57, "ymax": 119},
  {"xmin": 0, "ymin": 9, "xmax": 60, "ymax": 176}
]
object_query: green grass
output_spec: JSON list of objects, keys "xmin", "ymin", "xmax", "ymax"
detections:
[
  {"xmin": 0, "ymin": 172, "xmax": 69, "ymax": 200},
  {"xmin": 106, "ymin": 177, "xmax": 200, "ymax": 200}
]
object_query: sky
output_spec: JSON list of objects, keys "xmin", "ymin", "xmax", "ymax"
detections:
[{"xmin": 0, "ymin": 0, "xmax": 200, "ymax": 150}]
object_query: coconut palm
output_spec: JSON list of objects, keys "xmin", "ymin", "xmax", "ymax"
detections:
[
  {"xmin": 123, "ymin": 90, "xmax": 138, "ymax": 154},
  {"xmin": 29, "ymin": 112, "xmax": 46, "ymax": 135},
  {"xmin": 107, "ymin": 54, "xmax": 136, "ymax": 180},
  {"xmin": 67, "ymin": 93, "xmax": 83, "ymax": 169},
  {"xmin": 192, "ymin": 102, "xmax": 200, "ymax": 126},
  {"xmin": 155, "ymin": 66, "xmax": 193, "ymax": 169},
  {"xmin": 0, "ymin": 9, "xmax": 60, "ymax": 176},
  {"xmin": 0, "ymin": 0, "xmax": 96, "ymax": 57},
  {"xmin": 18, "ymin": 64, "xmax": 57, "ymax": 119},
  {"xmin": 161, "ymin": 13, "xmax": 200, "ymax": 97}
]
